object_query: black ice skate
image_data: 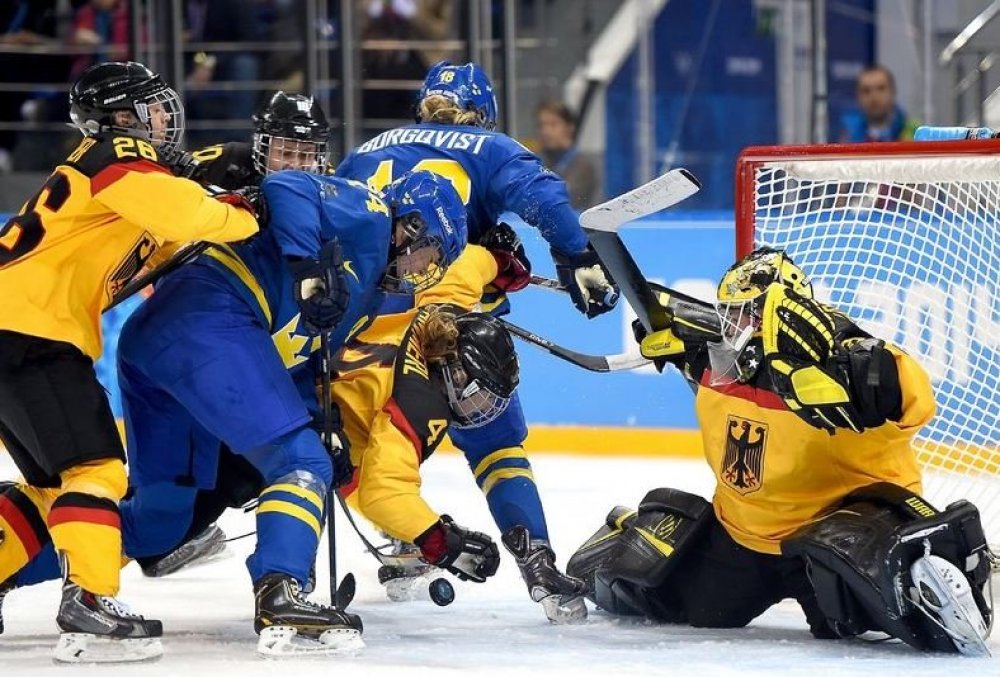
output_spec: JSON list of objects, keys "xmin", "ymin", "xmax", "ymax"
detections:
[
  {"xmin": 254, "ymin": 573, "xmax": 364, "ymax": 656},
  {"xmin": 503, "ymin": 526, "xmax": 588, "ymax": 624},
  {"xmin": 53, "ymin": 582, "xmax": 163, "ymax": 663},
  {"xmin": 139, "ymin": 524, "xmax": 230, "ymax": 577}
]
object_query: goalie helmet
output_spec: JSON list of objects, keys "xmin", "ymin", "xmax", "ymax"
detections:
[
  {"xmin": 381, "ymin": 170, "xmax": 468, "ymax": 294},
  {"xmin": 709, "ymin": 247, "xmax": 812, "ymax": 385},
  {"xmin": 440, "ymin": 313, "xmax": 519, "ymax": 429},
  {"xmin": 69, "ymin": 61, "xmax": 185, "ymax": 158},
  {"xmin": 251, "ymin": 91, "xmax": 330, "ymax": 176},
  {"xmin": 416, "ymin": 61, "xmax": 498, "ymax": 131}
]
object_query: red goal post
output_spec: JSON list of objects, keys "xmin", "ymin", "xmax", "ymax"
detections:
[{"xmin": 735, "ymin": 139, "xmax": 1000, "ymax": 541}]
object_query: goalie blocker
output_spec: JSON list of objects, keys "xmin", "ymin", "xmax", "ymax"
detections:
[{"xmin": 568, "ymin": 484, "xmax": 992, "ymax": 655}]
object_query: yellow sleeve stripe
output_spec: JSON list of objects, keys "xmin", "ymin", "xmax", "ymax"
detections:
[
  {"xmin": 259, "ymin": 483, "xmax": 325, "ymax": 512},
  {"xmin": 257, "ymin": 501, "xmax": 322, "ymax": 538},
  {"xmin": 472, "ymin": 446, "xmax": 529, "ymax": 479},
  {"xmin": 481, "ymin": 468, "xmax": 534, "ymax": 495},
  {"xmin": 203, "ymin": 245, "xmax": 273, "ymax": 328}
]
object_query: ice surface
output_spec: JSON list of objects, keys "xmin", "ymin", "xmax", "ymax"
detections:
[{"xmin": 2, "ymin": 453, "xmax": 997, "ymax": 676}]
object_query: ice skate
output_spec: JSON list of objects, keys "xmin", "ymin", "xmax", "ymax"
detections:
[
  {"xmin": 0, "ymin": 576, "xmax": 13, "ymax": 635},
  {"xmin": 909, "ymin": 552, "xmax": 991, "ymax": 657},
  {"xmin": 139, "ymin": 524, "xmax": 231, "ymax": 577},
  {"xmin": 503, "ymin": 526, "xmax": 588, "ymax": 624},
  {"xmin": 254, "ymin": 573, "xmax": 364, "ymax": 657},
  {"xmin": 53, "ymin": 582, "xmax": 163, "ymax": 663},
  {"xmin": 376, "ymin": 538, "xmax": 438, "ymax": 602}
]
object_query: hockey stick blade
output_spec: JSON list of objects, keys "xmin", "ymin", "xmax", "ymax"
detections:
[
  {"xmin": 579, "ymin": 168, "xmax": 701, "ymax": 232},
  {"xmin": 500, "ymin": 319, "xmax": 647, "ymax": 373}
]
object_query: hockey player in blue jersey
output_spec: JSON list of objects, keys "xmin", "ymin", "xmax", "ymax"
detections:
[
  {"xmin": 335, "ymin": 61, "xmax": 610, "ymax": 623},
  {"xmin": 0, "ymin": 162, "xmax": 468, "ymax": 655}
]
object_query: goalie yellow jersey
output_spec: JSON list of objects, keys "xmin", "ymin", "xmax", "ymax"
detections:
[
  {"xmin": 694, "ymin": 346, "xmax": 935, "ymax": 555},
  {"xmin": 332, "ymin": 245, "xmax": 498, "ymax": 543},
  {"xmin": 0, "ymin": 133, "xmax": 258, "ymax": 359}
]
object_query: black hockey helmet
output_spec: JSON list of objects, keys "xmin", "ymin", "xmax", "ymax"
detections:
[
  {"xmin": 442, "ymin": 313, "xmax": 519, "ymax": 429},
  {"xmin": 251, "ymin": 91, "xmax": 330, "ymax": 176},
  {"xmin": 69, "ymin": 61, "xmax": 185, "ymax": 157}
]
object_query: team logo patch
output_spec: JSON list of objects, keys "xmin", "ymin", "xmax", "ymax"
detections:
[
  {"xmin": 721, "ymin": 415, "xmax": 768, "ymax": 495},
  {"xmin": 108, "ymin": 233, "xmax": 157, "ymax": 298}
]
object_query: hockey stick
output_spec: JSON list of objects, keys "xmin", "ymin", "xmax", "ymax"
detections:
[
  {"xmin": 499, "ymin": 318, "xmax": 648, "ymax": 372},
  {"xmin": 105, "ymin": 241, "xmax": 212, "ymax": 311},
  {"xmin": 580, "ymin": 169, "xmax": 702, "ymax": 333},
  {"xmin": 529, "ymin": 275, "xmax": 721, "ymax": 342}
]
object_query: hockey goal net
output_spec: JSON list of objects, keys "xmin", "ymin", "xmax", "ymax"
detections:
[{"xmin": 736, "ymin": 140, "xmax": 1000, "ymax": 543}]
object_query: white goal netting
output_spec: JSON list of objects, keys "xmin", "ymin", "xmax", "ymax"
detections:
[{"xmin": 744, "ymin": 151, "xmax": 1000, "ymax": 541}]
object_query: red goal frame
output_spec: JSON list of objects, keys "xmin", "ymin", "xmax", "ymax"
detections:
[{"xmin": 734, "ymin": 138, "xmax": 1000, "ymax": 258}]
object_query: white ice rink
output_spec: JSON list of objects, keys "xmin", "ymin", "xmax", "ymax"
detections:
[{"xmin": 2, "ymin": 451, "xmax": 998, "ymax": 677}]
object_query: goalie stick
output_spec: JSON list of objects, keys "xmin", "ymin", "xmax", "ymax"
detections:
[
  {"xmin": 499, "ymin": 319, "xmax": 648, "ymax": 372},
  {"xmin": 580, "ymin": 168, "xmax": 702, "ymax": 333}
]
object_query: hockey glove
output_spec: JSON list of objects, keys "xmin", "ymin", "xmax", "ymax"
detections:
[
  {"xmin": 310, "ymin": 401, "xmax": 354, "ymax": 488},
  {"xmin": 552, "ymin": 245, "xmax": 620, "ymax": 318},
  {"xmin": 415, "ymin": 515, "xmax": 500, "ymax": 583},
  {"xmin": 502, "ymin": 526, "xmax": 587, "ymax": 624},
  {"xmin": 288, "ymin": 239, "xmax": 350, "ymax": 336},
  {"xmin": 480, "ymin": 222, "xmax": 531, "ymax": 292},
  {"xmin": 215, "ymin": 187, "xmax": 268, "ymax": 228},
  {"xmin": 761, "ymin": 284, "xmax": 864, "ymax": 433}
]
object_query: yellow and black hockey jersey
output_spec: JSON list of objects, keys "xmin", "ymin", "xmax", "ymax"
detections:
[
  {"xmin": 333, "ymin": 244, "xmax": 498, "ymax": 542},
  {"xmin": 687, "ymin": 345, "xmax": 935, "ymax": 554},
  {"xmin": 0, "ymin": 133, "xmax": 258, "ymax": 358}
]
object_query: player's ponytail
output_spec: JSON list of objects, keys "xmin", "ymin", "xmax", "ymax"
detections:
[
  {"xmin": 414, "ymin": 306, "xmax": 460, "ymax": 363},
  {"xmin": 418, "ymin": 95, "xmax": 481, "ymax": 127}
]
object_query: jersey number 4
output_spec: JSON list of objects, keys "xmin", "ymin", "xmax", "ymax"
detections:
[
  {"xmin": 367, "ymin": 159, "xmax": 472, "ymax": 205},
  {"xmin": 0, "ymin": 172, "xmax": 70, "ymax": 267}
]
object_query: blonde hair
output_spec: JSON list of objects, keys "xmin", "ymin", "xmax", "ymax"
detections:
[
  {"xmin": 413, "ymin": 306, "xmax": 459, "ymax": 363},
  {"xmin": 418, "ymin": 95, "xmax": 482, "ymax": 127}
]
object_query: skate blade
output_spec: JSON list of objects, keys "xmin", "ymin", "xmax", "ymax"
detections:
[
  {"xmin": 384, "ymin": 575, "xmax": 433, "ymax": 603},
  {"xmin": 256, "ymin": 625, "xmax": 364, "ymax": 657},
  {"xmin": 540, "ymin": 594, "xmax": 589, "ymax": 625},
  {"xmin": 53, "ymin": 633, "xmax": 163, "ymax": 664}
]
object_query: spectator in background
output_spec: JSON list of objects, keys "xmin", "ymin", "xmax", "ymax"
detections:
[
  {"xmin": 0, "ymin": 1, "xmax": 71, "ymax": 172},
  {"xmin": 535, "ymin": 100, "xmax": 600, "ymax": 211},
  {"xmin": 360, "ymin": 0, "xmax": 456, "ymax": 136},
  {"xmin": 839, "ymin": 64, "xmax": 918, "ymax": 143},
  {"xmin": 70, "ymin": 0, "xmax": 131, "ymax": 79}
]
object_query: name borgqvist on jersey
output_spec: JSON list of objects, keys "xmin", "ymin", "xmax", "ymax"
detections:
[
  {"xmin": 0, "ymin": 60, "xmax": 258, "ymax": 664},
  {"xmin": 568, "ymin": 248, "xmax": 992, "ymax": 656}
]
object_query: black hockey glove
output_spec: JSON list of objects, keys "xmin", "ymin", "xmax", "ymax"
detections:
[
  {"xmin": 480, "ymin": 221, "xmax": 531, "ymax": 292},
  {"xmin": 552, "ymin": 245, "xmax": 619, "ymax": 318},
  {"xmin": 415, "ymin": 515, "xmax": 500, "ymax": 583},
  {"xmin": 502, "ymin": 526, "xmax": 587, "ymax": 624},
  {"xmin": 288, "ymin": 239, "xmax": 350, "ymax": 337},
  {"xmin": 169, "ymin": 150, "xmax": 201, "ymax": 179},
  {"xmin": 233, "ymin": 186, "xmax": 268, "ymax": 228}
]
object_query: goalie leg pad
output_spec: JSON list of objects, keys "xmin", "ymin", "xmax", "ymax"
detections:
[
  {"xmin": 782, "ymin": 484, "xmax": 991, "ymax": 653},
  {"xmin": 566, "ymin": 506, "xmax": 636, "ymax": 601}
]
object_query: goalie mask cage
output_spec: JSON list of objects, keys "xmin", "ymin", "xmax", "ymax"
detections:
[{"xmin": 736, "ymin": 140, "xmax": 1000, "ymax": 543}]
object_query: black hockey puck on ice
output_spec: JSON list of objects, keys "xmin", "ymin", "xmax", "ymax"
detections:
[{"xmin": 428, "ymin": 577, "xmax": 455, "ymax": 606}]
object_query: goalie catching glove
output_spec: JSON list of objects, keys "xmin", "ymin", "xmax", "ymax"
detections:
[
  {"xmin": 415, "ymin": 515, "xmax": 500, "ymax": 583},
  {"xmin": 761, "ymin": 283, "xmax": 901, "ymax": 433},
  {"xmin": 552, "ymin": 245, "xmax": 619, "ymax": 318}
]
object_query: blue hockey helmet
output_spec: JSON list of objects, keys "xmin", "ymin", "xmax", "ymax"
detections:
[
  {"xmin": 382, "ymin": 170, "xmax": 468, "ymax": 293},
  {"xmin": 416, "ymin": 61, "xmax": 498, "ymax": 131}
]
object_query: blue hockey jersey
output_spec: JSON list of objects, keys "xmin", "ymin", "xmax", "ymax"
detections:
[
  {"xmin": 198, "ymin": 171, "xmax": 392, "ymax": 375},
  {"xmin": 335, "ymin": 122, "xmax": 588, "ymax": 255}
]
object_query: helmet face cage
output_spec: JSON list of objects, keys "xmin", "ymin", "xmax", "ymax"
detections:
[
  {"xmin": 133, "ymin": 85, "xmax": 185, "ymax": 157},
  {"xmin": 440, "ymin": 358, "xmax": 512, "ymax": 429},
  {"xmin": 710, "ymin": 296, "xmax": 765, "ymax": 386},
  {"xmin": 251, "ymin": 132, "xmax": 328, "ymax": 176},
  {"xmin": 382, "ymin": 212, "xmax": 447, "ymax": 294}
]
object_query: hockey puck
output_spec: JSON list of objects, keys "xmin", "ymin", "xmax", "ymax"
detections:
[{"xmin": 428, "ymin": 577, "xmax": 455, "ymax": 606}]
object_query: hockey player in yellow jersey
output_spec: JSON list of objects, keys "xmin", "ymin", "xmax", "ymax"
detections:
[
  {"xmin": 0, "ymin": 61, "xmax": 258, "ymax": 663},
  {"xmin": 568, "ymin": 247, "xmax": 993, "ymax": 655}
]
